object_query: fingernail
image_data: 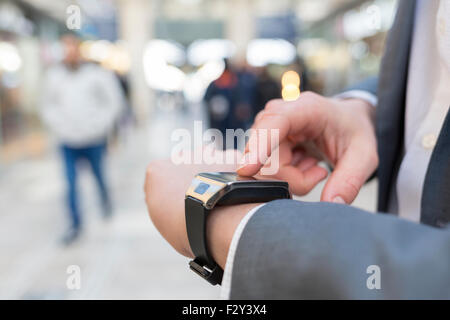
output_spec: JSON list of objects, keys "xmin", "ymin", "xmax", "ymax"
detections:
[
  {"xmin": 332, "ymin": 196, "xmax": 346, "ymax": 204},
  {"xmin": 236, "ymin": 164, "xmax": 246, "ymax": 172},
  {"xmin": 237, "ymin": 153, "xmax": 251, "ymax": 170}
]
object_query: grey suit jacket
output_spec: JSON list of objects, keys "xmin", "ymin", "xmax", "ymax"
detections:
[{"xmin": 229, "ymin": 0, "xmax": 450, "ymax": 299}]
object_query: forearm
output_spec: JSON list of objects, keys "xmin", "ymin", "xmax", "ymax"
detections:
[
  {"xmin": 206, "ymin": 203, "xmax": 262, "ymax": 269},
  {"xmin": 229, "ymin": 200, "xmax": 450, "ymax": 299}
]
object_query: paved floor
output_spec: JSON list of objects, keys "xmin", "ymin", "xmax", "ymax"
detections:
[{"xmin": 0, "ymin": 106, "xmax": 377, "ymax": 300}]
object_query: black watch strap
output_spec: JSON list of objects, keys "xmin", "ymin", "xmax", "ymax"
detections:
[{"xmin": 185, "ymin": 196, "xmax": 223, "ymax": 285}]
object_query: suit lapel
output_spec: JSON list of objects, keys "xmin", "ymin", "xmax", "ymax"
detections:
[
  {"xmin": 421, "ymin": 109, "xmax": 450, "ymax": 227},
  {"xmin": 376, "ymin": 0, "xmax": 417, "ymax": 212}
]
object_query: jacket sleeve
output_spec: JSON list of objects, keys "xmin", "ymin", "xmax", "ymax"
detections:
[
  {"xmin": 345, "ymin": 76, "xmax": 378, "ymax": 97},
  {"xmin": 335, "ymin": 76, "xmax": 379, "ymax": 107},
  {"xmin": 229, "ymin": 199, "xmax": 450, "ymax": 299}
]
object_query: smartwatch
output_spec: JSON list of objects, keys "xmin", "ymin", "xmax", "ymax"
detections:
[{"xmin": 185, "ymin": 172, "xmax": 291, "ymax": 285}]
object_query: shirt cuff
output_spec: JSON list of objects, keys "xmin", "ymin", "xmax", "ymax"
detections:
[
  {"xmin": 219, "ymin": 203, "xmax": 266, "ymax": 300},
  {"xmin": 334, "ymin": 90, "xmax": 378, "ymax": 107}
]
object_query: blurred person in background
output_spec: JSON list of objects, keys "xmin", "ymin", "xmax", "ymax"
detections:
[
  {"xmin": 41, "ymin": 34, "xmax": 124, "ymax": 245},
  {"xmin": 233, "ymin": 61, "xmax": 257, "ymax": 130},
  {"xmin": 204, "ymin": 59, "xmax": 239, "ymax": 138},
  {"xmin": 254, "ymin": 66, "xmax": 281, "ymax": 116},
  {"xmin": 292, "ymin": 56, "xmax": 310, "ymax": 93}
]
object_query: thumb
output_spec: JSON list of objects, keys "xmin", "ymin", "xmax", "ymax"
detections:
[{"xmin": 320, "ymin": 141, "xmax": 378, "ymax": 204}]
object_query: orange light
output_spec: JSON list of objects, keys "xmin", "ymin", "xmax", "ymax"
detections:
[
  {"xmin": 282, "ymin": 84, "xmax": 300, "ymax": 101},
  {"xmin": 281, "ymin": 70, "xmax": 300, "ymax": 88},
  {"xmin": 281, "ymin": 70, "xmax": 301, "ymax": 101}
]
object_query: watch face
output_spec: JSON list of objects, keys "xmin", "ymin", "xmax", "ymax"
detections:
[
  {"xmin": 186, "ymin": 172, "xmax": 290, "ymax": 209},
  {"xmin": 186, "ymin": 172, "xmax": 254, "ymax": 206}
]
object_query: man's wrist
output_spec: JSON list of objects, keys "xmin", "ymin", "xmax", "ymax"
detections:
[{"xmin": 206, "ymin": 203, "xmax": 262, "ymax": 269}]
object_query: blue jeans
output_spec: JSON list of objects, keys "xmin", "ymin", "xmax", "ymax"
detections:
[{"xmin": 61, "ymin": 142, "xmax": 110, "ymax": 229}]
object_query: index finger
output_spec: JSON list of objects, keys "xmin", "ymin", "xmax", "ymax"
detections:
[
  {"xmin": 237, "ymin": 111, "xmax": 291, "ymax": 176},
  {"xmin": 238, "ymin": 92, "xmax": 329, "ymax": 177}
]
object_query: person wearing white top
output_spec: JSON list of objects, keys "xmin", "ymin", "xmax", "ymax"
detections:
[{"xmin": 41, "ymin": 34, "xmax": 124, "ymax": 245}]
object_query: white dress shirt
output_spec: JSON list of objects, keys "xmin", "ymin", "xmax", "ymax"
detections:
[
  {"xmin": 221, "ymin": 0, "xmax": 450, "ymax": 299},
  {"xmin": 394, "ymin": 0, "xmax": 450, "ymax": 221}
]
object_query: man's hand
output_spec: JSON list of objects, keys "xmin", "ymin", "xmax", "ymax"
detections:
[
  {"xmin": 237, "ymin": 92, "xmax": 378, "ymax": 204},
  {"xmin": 145, "ymin": 148, "xmax": 259, "ymax": 268}
]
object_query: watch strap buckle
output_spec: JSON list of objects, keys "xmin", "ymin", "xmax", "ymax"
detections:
[{"xmin": 189, "ymin": 259, "xmax": 223, "ymax": 286}]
